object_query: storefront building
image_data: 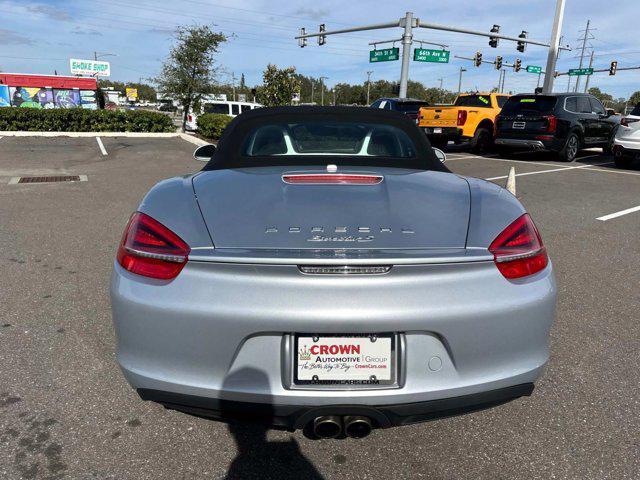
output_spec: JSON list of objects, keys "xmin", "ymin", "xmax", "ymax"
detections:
[{"xmin": 0, "ymin": 73, "xmax": 99, "ymax": 109}]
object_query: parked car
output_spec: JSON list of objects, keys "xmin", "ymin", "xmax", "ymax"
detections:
[
  {"xmin": 418, "ymin": 93, "xmax": 510, "ymax": 152},
  {"xmin": 185, "ymin": 100, "xmax": 262, "ymax": 131},
  {"xmin": 495, "ymin": 93, "xmax": 620, "ymax": 162},
  {"xmin": 111, "ymin": 106, "xmax": 556, "ymax": 439},
  {"xmin": 369, "ymin": 97, "xmax": 430, "ymax": 122},
  {"xmin": 612, "ymin": 103, "xmax": 640, "ymax": 168}
]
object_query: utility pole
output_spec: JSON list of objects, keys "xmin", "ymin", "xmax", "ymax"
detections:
[
  {"xmin": 574, "ymin": 20, "xmax": 593, "ymax": 92},
  {"xmin": 311, "ymin": 79, "xmax": 315, "ymax": 104},
  {"xmin": 296, "ymin": 11, "xmax": 565, "ymax": 100},
  {"xmin": 366, "ymin": 70, "xmax": 373, "ymax": 105},
  {"xmin": 231, "ymin": 73, "xmax": 237, "ymax": 101},
  {"xmin": 543, "ymin": 0, "xmax": 567, "ymax": 94},
  {"xmin": 583, "ymin": 50, "xmax": 595, "ymax": 93},
  {"xmin": 398, "ymin": 12, "xmax": 414, "ymax": 98},
  {"xmin": 319, "ymin": 76, "xmax": 328, "ymax": 105},
  {"xmin": 457, "ymin": 67, "xmax": 466, "ymax": 95}
]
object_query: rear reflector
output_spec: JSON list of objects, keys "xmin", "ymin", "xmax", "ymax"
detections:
[
  {"xmin": 282, "ymin": 174, "xmax": 383, "ymax": 185},
  {"xmin": 489, "ymin": 214, "xmax": 548, "ymax": 279},
  {"xmin": 117, "ymin": 212, "xmax": 190, "ymax": 280},
  {"xmin": 299, "ymin": 265, "xmax": 391, "ymax": 275}
]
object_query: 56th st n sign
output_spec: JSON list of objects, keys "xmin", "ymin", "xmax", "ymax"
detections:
[{"xmin": 70, "ymin": 59, "xmax": 111, "ymax": 77}]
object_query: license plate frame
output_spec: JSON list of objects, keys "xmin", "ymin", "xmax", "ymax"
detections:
[
  {"xmin": 512, "ymin": 121, "xmax": 526, "ymax": 129},
  {"xmin": 291, "ymin": 333, "xmax": 399, "ymax": 388},
  {"xmin": 433, "ymin": 127, "xmax": 443, "ymax": 134}
]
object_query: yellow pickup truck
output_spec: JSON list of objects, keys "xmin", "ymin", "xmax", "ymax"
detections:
[{"xmin": 418, "ymin": 93, "xmax": 510, "ymax": 153}]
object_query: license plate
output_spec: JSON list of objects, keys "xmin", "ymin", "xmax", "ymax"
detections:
[
  {"xmin": 295, "ymin": 334, "xmax": 394, "ymax": 385},
  {"xmin": 433, "ymin": 127, "xmax": 443, "ymax": 134},
  {"xmin": 513, "ymin": 121, "xmax": 526, "ymax": 129}
]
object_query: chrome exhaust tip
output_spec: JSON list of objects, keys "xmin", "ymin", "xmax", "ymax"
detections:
[
  {"xmin": 312, "ymin": 416, "xmax": 342, "ymax": 439},
  {"xmin": 343, "ymin": 415, "xmax": 372, "ymax": 439}
]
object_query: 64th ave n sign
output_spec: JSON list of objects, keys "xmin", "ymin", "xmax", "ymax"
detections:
[
  {"xmin": 70, "ymin": 59, "xmax": 111, "ymax": 77},
  {"xmin": 413, "ymin": 49, "xmax": 450, "ymax": 63},
  {"xmin": 569, "ymin": 68, "xmax": 594, "ymax": 76}
]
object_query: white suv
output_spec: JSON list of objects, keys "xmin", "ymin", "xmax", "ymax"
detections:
[
  {"xmin": 185, "ymin": 100, "xmax": 262, "ymax": 131},
  {"xmin": 613, "ymin": 103, "xmax": 640, "ymax": 168}
]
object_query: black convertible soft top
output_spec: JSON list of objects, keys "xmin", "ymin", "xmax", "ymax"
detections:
[{"xmin": 202, "ymin": 106, "xmax": 449, "ymax": 172}]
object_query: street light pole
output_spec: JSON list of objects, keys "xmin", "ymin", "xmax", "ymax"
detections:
[
  {"xmin": 319, "ymin": 76, "xmax": 328, "ymax": 105},
  {"xmin": 457, "ymin": 67, "xmax": 466, "ymax": 95},
  {"xmin": 542, "ymin": 0, "xmax": 566, "ymax": 93},
  {"xmin": 366, "ymin": 70, "xmax": 373, "ymax": 105}
]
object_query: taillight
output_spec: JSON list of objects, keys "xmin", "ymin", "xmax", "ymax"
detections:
[
  {"xmin": 116, "ymin": 212, "xmax": 190, "ymax": 280},
  {"xmin": 621, "ymin": 117, "xmax": 639, "ymax": 127},
  {"xmin": 489, "ymin": 214, "xmax": 548, "ymax": 280},
  {"xmin": 188, "ymin": 114, "xmax": 193, "ymax": 122},
  {"xmin": 457, "ymin": 110, "xmax": 467, "ymax": 126},
  {"xmin": 544, "ymin": 115, "xmax": 557, "ymax": 133}
]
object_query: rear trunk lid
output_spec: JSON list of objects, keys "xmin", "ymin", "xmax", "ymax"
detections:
[{"xmin": 192, "ymin": 167, "xmax": 470, "ymax": 250}]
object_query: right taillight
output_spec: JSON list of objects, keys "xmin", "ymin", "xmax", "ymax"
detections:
[
  {"xmin": 116, "ymin": 212, "xmax": 190, "ymax": 280},
  {"xmin": 621, "ymin": 117, "xmax": 639, "ymax": 127},
  {"xmin": 457, "ymin": 110, "xmax": 467, "ymax": 126},
  {"xmin": 489, "ymin": 214, "xmax": 548, "ymax": 280},
  {"xmin": 544, "ymin": 115, "xmax": 557, "ymax": 133}
]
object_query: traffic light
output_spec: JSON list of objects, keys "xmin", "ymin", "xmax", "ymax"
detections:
[
  {"xmin": 517, "ymin": 30, "xmax": 527, "ymax": 53},
  {"xmin": 495, "ymin": 56, "xmax": 503, "ymax": 70},
  {"xmin": 298, "ymin": 27, "xmax": 307, "ymax": 48},
  {"xmin": 609, "ymin": 60, "xmax": 618, "ymax": 76},
  {"xmin": 489, "ymin": 25, "xmax": 500, "ymax": 48},
  {"xmin": 474, "ymin": 51, "xmax": 483, "ymax": 67},
  {"xmin": 318, "ymin": 24, "xmax": 326, "ymax": 46},
  {"xmin": 514, "ymin": 59, "xmax": 522, "ymax": 72}
]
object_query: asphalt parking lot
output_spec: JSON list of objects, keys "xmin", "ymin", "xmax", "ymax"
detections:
[{"xmin": 1, "ymin": 136, "xmax": 639, "ymax": 480}]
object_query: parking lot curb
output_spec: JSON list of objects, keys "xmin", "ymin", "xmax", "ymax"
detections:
[{"xmin": 0, "ymin": 131, "xmax": 180, "ymax": 138}]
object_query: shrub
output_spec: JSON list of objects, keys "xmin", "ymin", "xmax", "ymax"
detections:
[
  {"xmin": 0, "ymin": 107, "xmax": 175, "ymax": 133},
  {"xmin": 197, "ymin": 113, "xmax": 232, "ymax": 140}
]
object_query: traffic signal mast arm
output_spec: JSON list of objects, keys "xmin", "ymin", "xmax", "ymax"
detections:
[{"xmin": 454, "ymin": 55, "xmax": 517, "ymax": 69}]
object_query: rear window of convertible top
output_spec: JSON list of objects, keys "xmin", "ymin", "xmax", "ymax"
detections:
[{"xmin": 240, "ymin": 121, "xmax": 418, "ymax": 158}]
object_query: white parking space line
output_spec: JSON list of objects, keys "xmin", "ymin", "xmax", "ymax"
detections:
[
  {"xmin": 580, "ymin": 167, "xmax": 640, "ymax": 177},
  {"xmin": 96, "ymin": 136, "xmax": 108, "ymax": 156},
  {"xmin": 485, "ymin": 162, "xmax": 613, "ymax": 181},
  {"xmin": 597, "ymin": 205, "xmax": 640, "ymax": 222}
]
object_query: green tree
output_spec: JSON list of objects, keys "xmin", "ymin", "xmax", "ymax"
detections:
[
  {"xmin": 259, "ymin": 64, "xmax": 300, "ymax": 107},
  {"xmin": 155, "ymin": 25, "xmax": 226, "ymax": 131},
  {"xmin": 588, "ymin": 87, "xmax": 614, "ymax": 106},
  {"xmin": 98, "ymin": 80, "xmax": 158, "ymax": 102},
  {"xmin": 629, "ymin": 91, "xmax": 640, "ymax": 107}
]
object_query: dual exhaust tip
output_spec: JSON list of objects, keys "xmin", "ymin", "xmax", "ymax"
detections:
[{"xmin": 312, "ymin": 415, "xmax": 372, "ymax": 439}]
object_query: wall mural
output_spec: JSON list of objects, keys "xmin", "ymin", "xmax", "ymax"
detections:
[
  {"xmin": 10, "ymin": 87, "xmax": 56, "ymax": 108},
  {"xmin": 53, "ymin": 89, "xmax": 81, "ymax": 108},
  {"xmin": 0, "ymin": 85, "xmax": 10, "ymax": 107}
]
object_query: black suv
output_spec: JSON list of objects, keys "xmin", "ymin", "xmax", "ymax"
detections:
[
  {"xmin": 370, "ymin": 98, "xmax": 429, "ymax": 121},
  {"xmin": 495, "ymin": 93, "xmax": 620, "ymax": 161}
]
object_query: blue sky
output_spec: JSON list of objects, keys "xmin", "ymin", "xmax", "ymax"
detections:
[{"xmin": 1, "ymin": 0, "xmax": 638, "ymax": 99}]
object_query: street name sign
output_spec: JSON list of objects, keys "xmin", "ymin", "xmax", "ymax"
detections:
[
  {"xmin": 568, "ymin": 68, "xmax": 593, "ymax": 76},
  {"xmin": 70, "ymin": 59, "xmax": 111, "ymax": 77},
  {"xmin": 370, "ymin": 48, "xmax": 399, "ymax": 63},
  {"xmin": 413, "ymin": 49, "xmax": 450, "ymax": 63},
  {"xmin": 526, "ymin": 65, "xmax": 542, "ymax": 74}
]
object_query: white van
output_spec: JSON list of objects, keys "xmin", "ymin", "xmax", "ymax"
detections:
[{"xmin": 185, "ymin": 100, "xmax": 262, "ymax": 131}]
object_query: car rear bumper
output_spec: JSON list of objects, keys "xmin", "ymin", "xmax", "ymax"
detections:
[
  {"xmin": 422, "ymin": 127, "xmax": 463, "ymax": 141},
  {"xmin": 613, "ymin": 134, "xmax": 640, "ymax": 155},
  {"xmin": 110, "ymin": 258, "xmax": 556, "ymax": 427},
  {"xmin": 137, "ymin": 383, "xmax": 534, "ymax": 430}
]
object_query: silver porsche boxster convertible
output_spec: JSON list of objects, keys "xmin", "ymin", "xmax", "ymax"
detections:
[{"xmin": 110, "ymin": 106, "xmax": 556, "ymax": 439}]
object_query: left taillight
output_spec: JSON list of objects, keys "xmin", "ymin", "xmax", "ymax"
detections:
[
  {"xmin": 116, "ymin": 212, "xmax": 190, "ymax": 280},
  {"xmin": 489, "ymin": 214, "xmax": 548, "ymax": 280}
]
